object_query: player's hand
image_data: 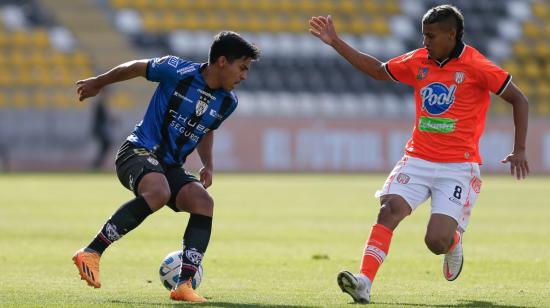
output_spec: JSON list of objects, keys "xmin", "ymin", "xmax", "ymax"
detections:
[
  {"xmin": 501, "ymin": 150, "xmax": 529, "ymax": 180},
  {"xmin": 75, "ymin": 77, "xmax": 102, "ymax": 101},
  {"xmin": 199, "ymin": 166, "xmax": 213, "ymax": 188},
  {"xmin": 309, "ymin": 15, "xmax": 339, "ymax": 46}
]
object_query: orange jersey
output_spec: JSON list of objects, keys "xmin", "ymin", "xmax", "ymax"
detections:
[{"xmin": 384, "ymin": 42, "xmax": 511, "ymax": 163}]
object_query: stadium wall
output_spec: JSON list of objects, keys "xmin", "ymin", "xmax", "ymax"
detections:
[{"xmin": 3, "ymin": 118, "xmax": 550, "ymax": 174}]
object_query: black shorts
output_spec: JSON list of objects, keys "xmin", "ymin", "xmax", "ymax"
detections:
[{"xmin": 115, "ymin": 140, "xmax": 199, "ymax": 212}]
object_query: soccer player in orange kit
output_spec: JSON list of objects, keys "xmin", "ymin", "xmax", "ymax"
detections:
[{"xmin": 309, "ymin": 4, "xmax": 529, "ymax": 304}]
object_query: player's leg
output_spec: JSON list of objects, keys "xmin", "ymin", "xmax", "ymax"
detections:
[
  {"xmin": 429, "ymin": 162, "xmax": 481, "ymax": 281},
  {"xmin": 163, "ymin": 168, "xmax": 210, "ymax": 302},
  {"xmin": 73, "ymin": 141, "xmax": 169, "ymax": 288},
  {"xmin": 338, "ymin": 156, "xmax": 431, "ymax": 303}
]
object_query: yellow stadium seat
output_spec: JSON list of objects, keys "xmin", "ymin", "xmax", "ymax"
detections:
[
  {"xmin": 111, "ymin": 91, "xmax": 134, "ymax": 109},
  {"xmin": 534, "ymin": 42, "xmax": 550, "ymax": 57},
  {"xmin": 382, "ymin": 0, "xmax": 401, "ymax": 14},
  {"xmin": 226, "ymin": 13, "xmax": 244, "ymax": 31},
  {"xmin": 266, "ymin": 14, "xmax": 285, "ymax": 32},
  {"xmin": 181, "ymin": 13, "xmax": 203, "ymax": 31},
  {"xmin": 513, "ymin": 41, "xmax": 530, "ymax": 57},
  {"xmin": 12, "ymin": 30, "xmax": 31, "ymax": 47},
  {"xmin": 524, "ymin": 61, "xmax": 542, "ymax": 79},
  {"xmin": 532, "ymin": 1, "xmax": 549, "ymax": 19},
  {"xmin": 350, "ymin": 16, "xmax": 368, "ymax": 34},
  {"xmin": 318, "ymin": 0, "xmax": 335, "ymax": 13},
  {"xmin": 237, "ymin": 0, "xmax": 256, "ymax": 11},
  {"xmin": 361, "ymin": 1, "xmax": 381, "ymax": 14},
  {"xmin": 0, "ymin": 92, "xmax": 6, "ymax": 108},
  {"xmin": 111, "ymin": 0, "xmax": 129, "ymax": 9},
  {"xmin": 203, "ymin": 12, "xmax": 223, "ymax": 31},
  {"xmin": 296, "ymin": 0, "xmax": 317, "ymax": 14},
  {"xmin": 12, "ymin": 91, "xmax": 29, "ymax": 109},
  {"xmin": 33, "ymin": 91, "xmax": 49, "ymax": 109},
  {"xmin": 163, "ymin": 12, "xmax": 179, "ymax": 31},
  {"xmin": 522, "ymin": 21, "xmax": 540, "ymax": 38},
  {"xmin": 246, "ymin": 14, "xmax": 265, "ymax": 32},
  {"xmin": 288, "ymin": 14, "xmax": 305, "ymax": 33},
  {"xmin": 32, "ymin": 29, "xmax": 49, "ymax": 48},
  {"xmin": 337, "ymin": 0, "xmax": 357, "ymax": 14},
  {"xmin": 370, "ymin": 17, "xmax": 390, "ymax": 35},
  {"xmin": 10, "ymin": 51, "xmax": 28, "ymax": 67},
  {"xmin": 502, "ymin": 60, "xmax": 520, "ymax": 78},
  {"xmin": 492, "ymin": 100, "xmax": 511, "ymax": 115},
  {"xmin": 543, "ymin": 22, "xmax": 550, "ymax": 37},
  {"xmin": 142, "ymin": 12, "xmax": 161, "ymax": 32}
]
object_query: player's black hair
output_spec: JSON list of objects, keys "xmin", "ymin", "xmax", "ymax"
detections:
[
  {"xmin": 208, "ymin": 31, "xmax": 260, "ymax": 64},
  {"xmin": 422, "ymin": 4, "xmax": 464, "ymax": 42}
]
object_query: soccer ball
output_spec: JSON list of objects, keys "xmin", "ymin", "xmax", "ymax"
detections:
[{"xmin": 159, "ymin": 250, "xmax": 203, "ymax": 291}]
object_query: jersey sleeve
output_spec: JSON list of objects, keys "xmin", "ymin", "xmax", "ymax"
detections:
[
  {"xmin": 211, "ymin": 96, "xmax": 238, "ymax": 130},
  {"xmin": 383, "ymin": 50, "xmax": 417, "ymax": 86},
  {"xmin": 146, "ymin": 55, "xmax": 192, "ymax": 84},
  {"xmin": 473, "ymin": 55, "xmax": 512, "ymax": 95}
]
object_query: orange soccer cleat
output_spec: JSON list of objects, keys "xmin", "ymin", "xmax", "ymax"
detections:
[
  {"xmin": 72, "ymin": 248, "xmax": 101, "ymax": 288},
  {"xmin": 170, "ymin": 278, "xmax": 206, "ymax": 303}
]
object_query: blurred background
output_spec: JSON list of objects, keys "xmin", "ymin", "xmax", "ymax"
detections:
[{"xmin": 0, "ymin": 0, "xmax": 548, "ymax": 173}]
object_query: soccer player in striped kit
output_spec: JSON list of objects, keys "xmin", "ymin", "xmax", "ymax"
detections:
[
  {"xmin": 72, "ymin": 31, "xmax": 259, "ymax": 302},
  {"xmin": 310, "ymin": 5, "xmax": 529, "ymax": 304}
]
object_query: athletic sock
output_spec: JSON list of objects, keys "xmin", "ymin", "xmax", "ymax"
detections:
[
  {"xmin": 177, "ymin": 214, "xmax": 212, "ymax": 287},
  {"xmin": 87, "ymin": 196, "xmax": 153, "ymax": 255},
  {"xmin": 360, "ymin": 223, "xmax": 393, "ymax": 282}
]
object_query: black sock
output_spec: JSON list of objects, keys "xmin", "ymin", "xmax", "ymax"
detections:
[
  {"xmin": 177, "ymin": 214, "xmax": 212, "ymax": 286},
  {"xmin": 87, "ymin": 196, "xmax": 153, "ymax": 255}
]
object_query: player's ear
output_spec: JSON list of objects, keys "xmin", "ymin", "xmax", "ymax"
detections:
[{"xmin": 217, "ymin": 56, "xmax": 227, "ymax": 67}]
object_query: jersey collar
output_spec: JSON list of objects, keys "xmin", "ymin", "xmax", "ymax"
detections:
[{"xmin": 429, "ymin": 41, "xmax": 465, "ymax": 67}]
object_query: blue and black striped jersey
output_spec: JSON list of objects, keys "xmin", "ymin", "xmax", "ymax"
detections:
[{"xmin": 127, "ymin": 55, "xmax": 238, "ymax": 166}]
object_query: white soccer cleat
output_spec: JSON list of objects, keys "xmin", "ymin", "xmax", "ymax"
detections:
[
  {"xmin": 443, "ymin": 232, "xmax": 464, "ymax": 281},
  {"xmin": 337, "ymin": 271, "xmax": 371, "ymax": 304}
]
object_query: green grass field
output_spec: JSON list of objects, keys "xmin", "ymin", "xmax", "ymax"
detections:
[{"xmin": 1, "ymin": 173, "xmax": 549, "ymax": 307}]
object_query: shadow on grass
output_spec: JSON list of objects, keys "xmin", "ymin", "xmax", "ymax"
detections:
[
  {"xmin": 373, "ymin": 300, "xmax": 534, "ymax": 308},
  {"xmin": 107, "ymin": 299, "xmax": 314, "ymax": 308}
]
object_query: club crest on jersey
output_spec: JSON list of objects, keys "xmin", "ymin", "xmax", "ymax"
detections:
[
  {"xmin": 195, "ymin": 98, "xmax": 209, "ymax": 116},
  {"xmin": 455, "ymin": 71, "xmax": 465, "ymax": 84},
  {"xmin": 420, "ymin": 82, "xmax": 457, "ymax": 115},
  {"xmin": 416, "ymin": 67, "xmax": 429, "ymax": 80}
]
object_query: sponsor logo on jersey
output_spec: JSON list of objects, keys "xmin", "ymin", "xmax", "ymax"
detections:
[
  {"xmin": 167, "ymin": 56, "xmax": 180, "ymax": 68},
  {"xmin": 416, "ymin": 67, "xmax": 429, "ymax": 80},
  {"xmin": 455, "ymin": 71, "xmax": 465, "ymax": 84},
  {"xmin": 177, "ymin": 66, "xmax": 196, "ymax": 75},
  {"xmin": 173, "ymin": 90, "xmax": 193, "ymax": 103},
  {"xmin": 396, "ymin": 173, "xmax": 410, "ymax": 184},
  {"xmin": 418, "ymin": 116, "xmax": 456, "ymax": 133},
  {"xmin": 420, "ymin": 82, "xmax": 457, "ymax": 115}
]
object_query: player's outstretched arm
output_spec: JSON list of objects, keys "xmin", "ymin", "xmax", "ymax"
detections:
[
  {"xmin": 500, "ymin": 81, "xmax": 529, "ymax": 179},
  {"xmin": 308, "ymin": 15, "xmax": 390, "ymax": 81},
  {"xmin": 75, "ymin": 59, "xmax": 149, "ymax": 101},
  {"xmin": 197, "ymin": 131, "xmax": 214, "ymax": 188}
]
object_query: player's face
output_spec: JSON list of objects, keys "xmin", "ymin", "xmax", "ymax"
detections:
[
  {"xmin": 422, "ymin": 22, "xmax": 456, "ymax": 61},
  {"xmin": 220, "ymin": 56, "xmax": 252, "ymax": 91}
]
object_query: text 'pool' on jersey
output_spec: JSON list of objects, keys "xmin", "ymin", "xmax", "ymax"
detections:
[{"xmin": 420, "ymin": 83, "xmax": 457, "ymax": 115}]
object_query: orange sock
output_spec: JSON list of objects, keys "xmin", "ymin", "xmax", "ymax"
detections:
[
  {"xmin": 448, "ymin": 230, "xmax": 460, "ymax": 253},
  {"xmin": 360, "ymin": 224, "xmax": 393, "ymax": 282}
]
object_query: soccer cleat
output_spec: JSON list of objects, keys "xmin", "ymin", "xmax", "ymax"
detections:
[
  {"xmin": 443, "ymin": 231, "xmax": 464, "ymax": 281},
  {"xmin": 337, "ymin": 270, "xmax": 371, "ymax": 304},
  {"xmin": 72, "ymin": 248, "xmax": 101, "ymax": 288},
  {"xmin": 170, "ymin": 278, "xmax": 206, "ymax": 302}
]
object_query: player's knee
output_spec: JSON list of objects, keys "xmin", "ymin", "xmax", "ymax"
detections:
[
  {"xmin": 142, "ymin": 186, "xmax": 171, "ymax": 211},
  {"xmin": 424, "ymin": 234, "xmax": 448, "ymax": 255},
  {"xmin": 377, "ymin": 201, "xmax": 408, "ymax": 229},
  {"xmin": 196, "ymin": 192, "xmax": 214, "ymax": 215}
]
